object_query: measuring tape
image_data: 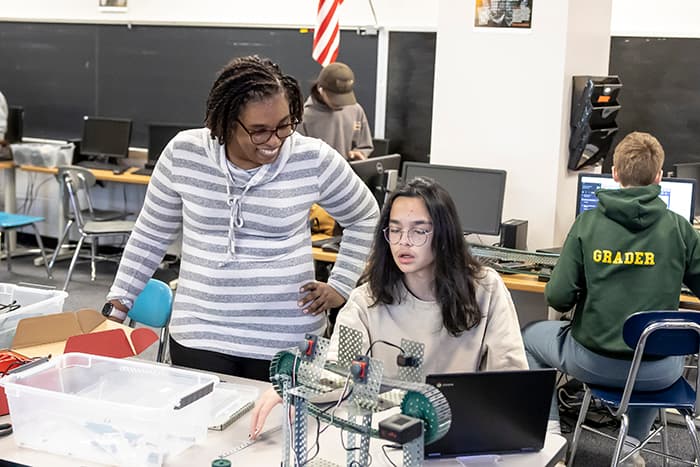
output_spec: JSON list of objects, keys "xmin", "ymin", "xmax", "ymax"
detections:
[{"xmin": 216, "ymin": 425, "xmax": 282, "ymax": 460}]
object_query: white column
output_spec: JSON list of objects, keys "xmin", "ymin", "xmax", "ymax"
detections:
[{"xmin": 430, "ymin": 0, "xmax": 612, "ymax": 250}]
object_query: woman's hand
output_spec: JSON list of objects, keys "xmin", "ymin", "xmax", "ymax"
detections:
[
  {"xmin": 298, "ymin": 281, "xmax": 345, "ymax": 315},
  {"xmin": 249, "ymin": 387, "xmax": 283, "ymax": 440}
]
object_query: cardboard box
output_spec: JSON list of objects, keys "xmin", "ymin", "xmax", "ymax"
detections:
[{"xmin": 10, "ymin": 308, "xmax": 144, "ymax": 358}]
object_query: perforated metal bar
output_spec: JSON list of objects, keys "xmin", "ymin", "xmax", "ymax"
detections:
[
  {"xmin": 398, "ymin": 338, "xmax": 425, "ymax": 383},
  {"xmin": 337, "ymin": 325, "xmax": 363, "ymax": 371}
]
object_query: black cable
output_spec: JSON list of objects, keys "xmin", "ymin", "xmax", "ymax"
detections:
[
  {"xmin": 365, "ymin": 339, "xmax": 405, "ymax": 357},
  {"xmin": 381, "ymin": 443, "xmax": 401, "ymax": 467},
  {"xmin": 340, "ymin": 427, "xmax": 373, "ymax": 466},
  {"xmin": 302, "ymin": 386, "xmax": 354, "ymax": 466}
]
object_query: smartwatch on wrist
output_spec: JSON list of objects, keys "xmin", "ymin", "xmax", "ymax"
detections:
[{"xmin": 101, "ymin": 301, "xmax": 128, "ymax": 321}]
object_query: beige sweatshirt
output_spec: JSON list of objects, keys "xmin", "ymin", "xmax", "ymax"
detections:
[{"xmin": 328, "ymin": 268, "xmax": 528, "ymax": 378}]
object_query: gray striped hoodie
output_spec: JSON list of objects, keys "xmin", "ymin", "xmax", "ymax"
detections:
[{"xmin": 108, "ymin": 128, "xmax": 379, "ymax": 360}]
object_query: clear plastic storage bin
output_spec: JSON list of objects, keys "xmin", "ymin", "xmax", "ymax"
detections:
[
  {"xmin": 0, "ymin": 283, "xmax": 68, "ymax": 348},
  {"xmin": 1, "ymin": 353, "xmax": 218, "ymax": 466}
]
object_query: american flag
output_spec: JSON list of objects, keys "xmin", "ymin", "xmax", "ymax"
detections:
[{"xmin": 313, "ymin": 0, "xmax": 343, "ymax": 67}]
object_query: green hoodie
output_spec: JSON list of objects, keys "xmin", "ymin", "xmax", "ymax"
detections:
[{"xmin": 546, "ymin": 184, "xmax": 700, "ymax": 358}]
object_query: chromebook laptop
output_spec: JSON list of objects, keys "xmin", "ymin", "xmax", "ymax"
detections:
[{"xmin": 424, "ymin": 368, "xmax": 556, "ymax": 459}]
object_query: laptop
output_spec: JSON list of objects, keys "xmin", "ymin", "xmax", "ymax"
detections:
[{"xmin": 424, "ymin": 368, "xmax": 556, "ymax": 459}]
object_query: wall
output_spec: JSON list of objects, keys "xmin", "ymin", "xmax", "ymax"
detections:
[
  {"xmin": 0, "ymin": 0, "xmax": 437, "ymax": 30},
  {"xmin": 431, "ymin": 0, "xmax": 612, "ymax": 250},
  {"xmin": 611, "ymin": 0, "xmax": 700, "ymax": 38},
  {"xmin": 3, "ymin": 0, "xmax": 699, "ymax": 243}
]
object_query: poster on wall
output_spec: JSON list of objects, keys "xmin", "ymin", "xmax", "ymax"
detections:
[
  {"xmin": 475, "ymin": 1, "xmax": 533, "ymax": 28},
  {"xmin": 99, "ymin": 0, "xmax": 128, "ymax": 12}
]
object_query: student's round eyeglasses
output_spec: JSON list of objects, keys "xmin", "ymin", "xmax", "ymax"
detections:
[
  {"xmin": 236, "ymin": 119, "xmax": 298, "ymax": 145},
  {"xmin": 383, "ymin": 227, "xmax": 433, "ymax": 247}
]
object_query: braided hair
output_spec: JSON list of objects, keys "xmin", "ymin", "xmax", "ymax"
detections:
[{"xmin": 205, "ymin": 55, "xmax": 304, "ymax": 145}]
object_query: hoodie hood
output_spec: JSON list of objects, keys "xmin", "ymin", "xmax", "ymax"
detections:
[
  {"xmin": 202, "ymin": 128, "xmax": 296, "ymax": 257},
  {"xmin": 596, "ymin": 184, "xmax": 665, "ymax": 232}
]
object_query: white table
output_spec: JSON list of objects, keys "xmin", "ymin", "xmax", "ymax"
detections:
[{"xmin": 0, "ymin": 375, "xmax": 567, "ymax": 467}]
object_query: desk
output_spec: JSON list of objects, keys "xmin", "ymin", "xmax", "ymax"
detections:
[
  {"xmin": 1, "ymin": 161, "xmax": 17, "ymax": 250},
  {"xmin": 311, "ymin": 242, "xmax": 700, "ymax": 312},
  {"xmin": 0, "ymin": 374, "xmax": 567, "ymax": 466},
  {"xmin": 19, "ymin": 164, "xmax": 151, "ymax": 185}
]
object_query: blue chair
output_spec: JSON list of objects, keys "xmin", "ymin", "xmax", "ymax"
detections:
[
  {"xmin": 0, "ymin": 212, "xmax": 52, "ymax": 278},
  {"xmin": 126, "ymin": 278, "xmax": 174, "ymax": 362},
  {"xmin": 568, "ymin": 310, "xmax": 700, "ymax": 466}
]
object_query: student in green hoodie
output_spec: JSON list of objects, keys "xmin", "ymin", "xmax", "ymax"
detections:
[{"xmin": 523, "ymin": 131, "xmax": 700, "ymax": 467}]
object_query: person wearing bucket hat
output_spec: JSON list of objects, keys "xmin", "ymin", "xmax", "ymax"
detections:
[{"xmin": 298, "ymin": 62, "xmax": 373, "ymax": 161}]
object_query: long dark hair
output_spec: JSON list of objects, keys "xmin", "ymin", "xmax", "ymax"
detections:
[
  {"xmin": 205, "ymin": 55, "xmax": 304, "ymax": 145},
  {"xmin": 360, "ymin": 177, "xmax": 485, "ymax": 336}
]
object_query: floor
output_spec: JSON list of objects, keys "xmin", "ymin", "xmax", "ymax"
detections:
[{"xmin": 1, "ymin": 241, "xmax": 699, "ymax": 466}]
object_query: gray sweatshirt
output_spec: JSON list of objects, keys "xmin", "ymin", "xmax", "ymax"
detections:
[
  {"xmin": 298, "ymin": 93, "xmax": 373, "ymax": 160},
  {"xmin": 328, "ymin": 269, "xmax": 528, "ymax": 377}
]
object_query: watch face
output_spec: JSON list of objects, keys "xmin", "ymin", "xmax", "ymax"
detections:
[{"xmin": 101, "ymin": 302, "xmax": 114, "ymax": 317}]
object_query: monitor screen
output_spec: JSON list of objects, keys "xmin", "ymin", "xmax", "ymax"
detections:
[
  {"xmin": 349, "ymin": 154, "xmax": 402, "ymax": 207},
  {"xmin": 80, "ymin": 116, "xmax": 132, "ymax": 159},
  {"xmin": 401, "ymin": 162, "xmax": 507, "ymax": 236},
  {"xmin": 148, "ymin": 123, "xmax": 193, "ymax": 162},
  {"xmin": 576, "ymin": 173, "xmax": 696, "ymax": 223},
  {"xmin": 6, "ymin": 106, "xmax": 24, "ymax": 144},
  {"xmin": 674, "ymin": 162, "xmax": 700, "ymax": 215}
]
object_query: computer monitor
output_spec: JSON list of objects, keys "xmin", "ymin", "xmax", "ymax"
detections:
[
  {"xmin": 674, "ymin": 161, "xmax": 700, "ymax": 216},
  {"xmin": 148, "ymin": 123, "xmax": 193, "ymax": 166},
  {"xmin": 576, "ymin": 173, "xmax": 696, "ymax": 223},
  {"xmin": 80, "ymin": 116, "xmax": 132, "ymax": 163},
  {"xmin": 349, "ymin": 154, "xmax": 402, "ymax": 207},
  {"xmin": 370, "ymin": 138, "xmax": 390, "ymax": 157},
  {"xmin": 401, "ymin": 162, "xmax": 507, "ymax": 236},
  {"xmin": 6, "ymin": 106, "xmax": 24, "ymax": 144}
]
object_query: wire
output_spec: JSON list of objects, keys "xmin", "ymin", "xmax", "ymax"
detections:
[
  {"xmin": 303, "ymin": 379, "xmax": 354, "ymax": 465},
  {"xmin": 341, "ymin": 426, "xmax": 373, "ymax": 466},
  {"xmin": 365, "ymin": 339, "xmax": 405, "ymax": 357},
  {"xmin": 381, "ymin": 443, "xmax": 401, "ymax": 467}
]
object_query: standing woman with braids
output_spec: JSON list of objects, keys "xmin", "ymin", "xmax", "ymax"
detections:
[
  {"xmin": 104, "ymin": 56, "xmax": 379, "ymax": 379},
  {"xmin": 250, "ymin": 177, "xmax": 526, "ymax": 437}
]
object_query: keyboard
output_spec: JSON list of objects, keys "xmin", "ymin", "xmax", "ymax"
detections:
[
  {"xmin": 133, "ymin": 167, "xmax": 153, "ymax": 176},
  {"xmin": 76, "ymin": 160, "xmax": 122, "ymax": 171}
]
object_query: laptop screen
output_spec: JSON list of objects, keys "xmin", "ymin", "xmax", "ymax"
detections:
[{"xmin": 424, "ymin": 369, "xmax": 556, "ymax": 459}]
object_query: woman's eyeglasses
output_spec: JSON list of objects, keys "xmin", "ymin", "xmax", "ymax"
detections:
[
  {"xmin": 236, "ymin": 119, "xmax": 298, "ymax": 145},
  {"xmin": 383, "ymin": 227, "xmax": 433, "ymax": 247}
]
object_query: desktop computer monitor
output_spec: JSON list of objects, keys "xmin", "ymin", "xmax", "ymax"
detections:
[
  {"xmin": 148, "ymin": 123, "xmax": 193, "ymax": 164},
  {"xmin": 349, "ymin": 154, "xmax": 402, "ymax": 207},
  {"xmin": 674, "ymin": 161, "xmax": 700, "ymax": 217},
  {"xmin": 6, "ymin": 106, "xmax": 24, "ymax": 144},
  {"xmin": 80, "ymin": 116, "xmax": 132, "ymax": 163},
  {"xmin": 576, "ymin": 173, "xmax": 696, "ymax": 223},
  {"xmin": 401, "ymin": 162, "xmax": 507, "ymax": 236}
]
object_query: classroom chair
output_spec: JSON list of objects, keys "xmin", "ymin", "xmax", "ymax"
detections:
[
  {"xmin": 126, "ymin": 278, "xmax": 174, "ymax": 363},
  {"xmin": 0, "ymin": 212, "xmax": 52, "ymax": 278},
  {"xmin": 568, "ymin": 310, "xmax": 700, "ymax": 467},
  {"xmin": 60, "ymin": 169, "xmax": 135, "ymax": 290},
  {"xmin": 48, "ymin": 166, "xmax": 129, "ymax": 272}
]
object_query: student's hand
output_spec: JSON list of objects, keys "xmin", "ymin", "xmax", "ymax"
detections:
[
  {"xmin": 249, "ymin": 387, "xmax": 282, "ymax": 440},
  {"xmin": 298, "ymin": 281, "xmax": 345, "ymax": 315},
  {"xmin": 348, "ymin": 150, "xmax": 367, "ymax": 161}
]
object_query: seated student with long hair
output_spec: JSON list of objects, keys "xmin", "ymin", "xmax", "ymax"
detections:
[{"xmin": 249, "ymin": 177, "xmax": 527, "ymax": 438}]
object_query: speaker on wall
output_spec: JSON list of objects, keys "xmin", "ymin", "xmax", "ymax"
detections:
[{"xmin": 568, "ymin": 76, "xmax": 622, "ymax": 171}]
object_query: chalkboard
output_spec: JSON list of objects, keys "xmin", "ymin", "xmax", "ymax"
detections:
[
  {"xmin": 386, "ymin": 31, "xmax": 435, "ymax": 165},
  {"xmin": 0, "ymin": 21, "xmax": 378, "ymax": 148},
  {"xmin": 609, "ymin": 37, "xmax": 700, "ymax": 172}
]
